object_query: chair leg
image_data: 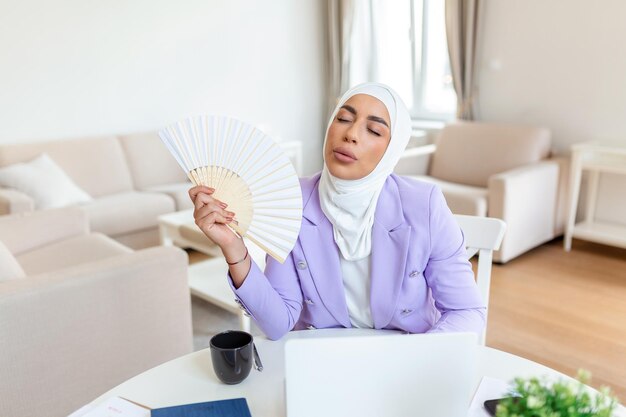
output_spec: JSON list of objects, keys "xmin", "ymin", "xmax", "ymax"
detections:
[
  {"xmin": 476, "ymin": 250, "xmax": 493, "ymax": 346},
  {"xmin": 239, "ymin": 312, "xmax": 251, "ymax": 333}
]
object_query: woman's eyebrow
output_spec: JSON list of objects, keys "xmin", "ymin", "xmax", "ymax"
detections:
[
  {"xmin": 340, "ymin": 104, "xmax": 357, "ymax": 115},
  {"xmin": 367, "ymin": 115, "xmax": 389, "ymax": 128},
  {"xmin": 340, "ymin": 105, "xmax": 389, "ymax": 128}
]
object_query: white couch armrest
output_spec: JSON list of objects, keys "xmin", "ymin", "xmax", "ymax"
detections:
[
  {"xmin": 394, "ymin": 144, "xmax": 436, "ymax": 176},
  {"xmin": 0, "ymin": 206, "xmax": 89, "ymax": 255},
  {"xmin": 0, "ymin": 188, "xmax": 34, "ymax": 215},
  {"xmin": 0, "ymin": 245, "xmax": 192, "ymax": 417},
  {"xmin": 488, "ymin": 160, "xmax": 560, "ymax": 263}
]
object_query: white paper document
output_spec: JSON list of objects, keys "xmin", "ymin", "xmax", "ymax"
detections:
[
  {"xmin": 67, "ymin": 397, "xmax": 150, "ymax": 417},
  {"xmin": 467, "ymin": 376, "xmax": 511, "ymax": 417}
]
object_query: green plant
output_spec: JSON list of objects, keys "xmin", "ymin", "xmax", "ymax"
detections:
[{"xmin": 496, "ymin": 370, "xmax": 619, "ymax": 417}]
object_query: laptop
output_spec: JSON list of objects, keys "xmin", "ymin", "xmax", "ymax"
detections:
[{"xmin": 284, "ymin": 331, "xmax": 477, "ymax": 417}]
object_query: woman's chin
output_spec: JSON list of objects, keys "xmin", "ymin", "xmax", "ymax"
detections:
[{"xmin": 326, "ymin": 163, "xmax": 363, "ymax": 180}]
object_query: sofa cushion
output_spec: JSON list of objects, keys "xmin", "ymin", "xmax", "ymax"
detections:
[
  {"xmin": 82, "ymin": 192, "xmax": 176, "ymax": 237},
  {"xmin": 0, "ymin": 207, "xmax": 89, "ymax": 256},
  {"xmin": 118, "ymin": 132, "xmax": 187, "ymax": 189},
  {"xmin": 0, "ymin": 136, "xmax": 134, "ymax": 198},
  {"xmin": 113, "ymin": 228, "xmax": 162, "ymax": 250},
  {"xmin": 430, "ymin": 122, "xmax": 551, "ymax": 188},
  {"xmin": 15, "ymin": 233, "xmax": 131, "ymax": 275},
  {"xmin": 408, "ymin": 175, "xmax": 488, "ymax": 217},
  {"xmin": 142, "ymin": 183, "xmax": 193, "ymax": 211},
  {"xmin": 0, "ymin": 154, "xmax": 92, "ymax": 209},
  {"xmin": 0, "ymin": 241, "xmax": 26, "ymax": 282}
]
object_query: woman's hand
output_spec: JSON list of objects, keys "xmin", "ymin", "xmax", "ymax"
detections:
[
  {"xmin": 189, "ymin": 185, "xmax": 251, "ymax": 288},
  {"xmin": 189, "ymin": 186, "xmax": 240, "ymax": 250}
]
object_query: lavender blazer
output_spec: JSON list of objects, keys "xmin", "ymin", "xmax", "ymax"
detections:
[{"xmin": 230, "ymin": 173, "xmax": 486, "ymax": 340}]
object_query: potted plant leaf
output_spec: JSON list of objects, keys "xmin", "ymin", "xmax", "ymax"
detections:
[{"xmin": 496, "ymin": 370, "xmax": 619, "ymax": 417}]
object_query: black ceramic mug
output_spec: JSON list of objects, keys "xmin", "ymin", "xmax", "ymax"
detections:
[{"xmin": 210, "ymin": 330, "xmax": 263, "ymax": 384}]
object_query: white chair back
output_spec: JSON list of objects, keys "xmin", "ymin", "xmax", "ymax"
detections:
[{"xmin": 454, "ymin": 214, "xmax": 506, "ymax": 345}]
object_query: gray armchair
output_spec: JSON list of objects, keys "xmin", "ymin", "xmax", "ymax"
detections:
[
  {"xmin": 0, "ymin": 207, "xmax": 193, "ymax": 417},
  {"xmin": 395, "ymin": 121, "xmax": 568, "ymax": 263}
]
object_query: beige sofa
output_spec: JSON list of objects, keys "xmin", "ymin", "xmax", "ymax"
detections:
[
  {"xmin": 0, "ymin": 132, "xmax": 193, "ymax": 249},
  {"xmin": 395, "ymin": 121, "xmax": 568, "ymax": 263},
  {"xmin": 0, "ymin": 207, "xmax": 193, "ymax": 417}
]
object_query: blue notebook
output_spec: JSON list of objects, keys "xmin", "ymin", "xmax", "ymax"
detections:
[{"xmin": 150, "ymin": 398, "xmax": 252, "ymax": 417}]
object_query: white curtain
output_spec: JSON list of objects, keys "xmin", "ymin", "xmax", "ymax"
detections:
[
  {"xmin": 327, "ymin": 0, "xmax": 353, "ymax": 117},
  {"xmin": 445, "ymin": 0, "xmax": 481, "ymax": 120},
  {"xmin": 326, "ymin": 0, "xmax": 379, "ymax": 118}
]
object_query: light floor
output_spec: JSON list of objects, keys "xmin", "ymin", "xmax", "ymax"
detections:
[
  {"xmin": 189, "ymin": 238, "xmax": 626, "ymax": 401},
  {"xmin": 487, "ymin": 238, "xmax": 626, "ymax": 401}
]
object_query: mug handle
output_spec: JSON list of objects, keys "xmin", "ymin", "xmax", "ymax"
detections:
[{"xmin": 253, "ymin": 343, "xmax": 264, "ymax": 372}]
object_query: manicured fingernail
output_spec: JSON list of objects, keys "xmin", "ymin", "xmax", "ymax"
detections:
[
  {"xmin": 226, "ymin": 218, "xmax": 233, "ymax": 223},
  {"xmin": 220, "ymin": 203, "xmax": 227, "ymax": 208}
]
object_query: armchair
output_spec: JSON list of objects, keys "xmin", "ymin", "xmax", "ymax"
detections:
[
  {"xmin": 0, "ymin": 207, "xmax": 193, "ymax": 417},
  {"xmin": 396, "ymin": 121, "xmax": 567, "ymax": 263}
]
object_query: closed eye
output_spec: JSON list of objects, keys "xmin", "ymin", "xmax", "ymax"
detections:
[{"xmin": 368, "ymin": 128, "xmax": 381, "ymax": 136}]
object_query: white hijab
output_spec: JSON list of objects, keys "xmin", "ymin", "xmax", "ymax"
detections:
[{"xmin": 319, "ymin": 83, "xmax": 412, "ymax": 261}]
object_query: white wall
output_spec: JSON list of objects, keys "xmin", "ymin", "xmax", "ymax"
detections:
[
  {"xmin": 478, "ymin": 0, "xmax": 626, "ymax": 152},
  {"xmin": 0, "ymin": 0, "xmax": 327, "ymax": 175},
  {"xmin": 478, "ymin": 0, "xmax": 626, "ymax": 224}
]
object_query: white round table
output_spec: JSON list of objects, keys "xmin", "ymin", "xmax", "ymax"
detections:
[{"xmin": 88, "ymin": 329, "xmax": 624, "ymax": 417}]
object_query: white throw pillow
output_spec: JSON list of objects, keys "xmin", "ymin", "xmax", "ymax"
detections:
[
  {"xmin": 0, "ymin": 154, "xmax": 92, "ymax": 209},
  {"xmin": 0, "ymin": 240, "xmax": 26, "ymax": 282}
]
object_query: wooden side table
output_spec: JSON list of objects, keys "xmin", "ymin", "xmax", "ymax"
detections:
[{"xmin": 564, "ymin": 141, "xmax": 626, "ymax": 251}]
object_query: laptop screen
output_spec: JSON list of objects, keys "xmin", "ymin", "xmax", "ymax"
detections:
[{"xmin": 285, "ymin": 331, "xmax": 477, "ymax": 417}]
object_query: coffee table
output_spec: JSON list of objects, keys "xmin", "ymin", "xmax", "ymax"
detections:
[
  {"xmin": 82, "ymin": 329, "xmax": 626, "ymax": 417},
  {"xmin": 158, "ymin": 210, "xmax": 267, "ymax": 332}
]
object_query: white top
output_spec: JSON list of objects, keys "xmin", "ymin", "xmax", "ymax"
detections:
[{"xmin": 339, "ymin": 253, "xmax": 374, "ymax": 328}]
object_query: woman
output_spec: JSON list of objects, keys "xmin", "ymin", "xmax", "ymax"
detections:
[{"xmin": 189, "ymin": 83, "xmax": 485, "ymax": 340}]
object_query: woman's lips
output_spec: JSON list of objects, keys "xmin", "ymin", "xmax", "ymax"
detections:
[{"xmin": 333, "ymin": 147, "xmax": 357, "ymax": 163}]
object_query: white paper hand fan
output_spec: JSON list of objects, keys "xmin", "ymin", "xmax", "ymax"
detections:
[{"xmin": 158, "ymin": 115, "xmax": 303, "ymax": 263}]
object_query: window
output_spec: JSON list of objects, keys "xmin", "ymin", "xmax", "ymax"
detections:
[{"xmin": 348, "ymin": 0, "xmax": 457, "ymax": 120}]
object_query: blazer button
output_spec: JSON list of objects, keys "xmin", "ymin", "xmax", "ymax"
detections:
[
  {"xmin": 304, "ymin": 299, "xmax": 315, "ymax": 305},
  {"xmin": 297, "ymin": 261, "xmax": 307, "ymax": 270},
  {"xmin": 409, "ymin": 270, "xmax": 419, "ymax": 278},
  {"xmin": 401, "ymin": 308, "xmax": 412, "ymax": 314}
]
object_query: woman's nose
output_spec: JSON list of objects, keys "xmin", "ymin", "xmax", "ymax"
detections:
[{"xmin": 344, "ymin": 126, "xmax": 358, "ymax": 144}]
